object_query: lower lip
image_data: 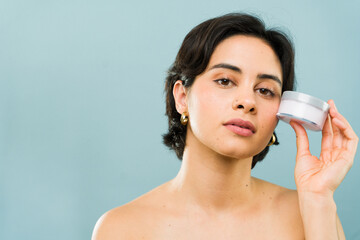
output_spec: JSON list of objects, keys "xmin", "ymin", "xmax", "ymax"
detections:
[{"xmin": 224, "ymin": 125, "xmax": 254, "ymax": 137}]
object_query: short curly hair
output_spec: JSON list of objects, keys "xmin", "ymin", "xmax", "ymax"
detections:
[{"xmin": 163, "ymin": 13, "xmax": 295, "ymax": 169}]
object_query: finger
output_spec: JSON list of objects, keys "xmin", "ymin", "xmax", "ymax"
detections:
[
  {"xmin": 328, "ymin": 100, "xmax": 352, "ymax": 131},
  {"xmin": 320, "ymin": 114, "xmax": 333, "ymax": 162},
  {"xmin": 290, "ymin": 120, "xmax": 311, "ymax": 158},
  {"xmin": 329, "ymin": 100, "xmax": 358, "ymax": 142},
  {"xmin": 321, "ymin": 113, "xmax": 333, "ymax": 150},
  {"xmin": 332, "ymin": 118, "xmax": 358, "ymax": 169},
  {"xmin": 327, "ymin": 100, "xmax": 343, "ymax": 150},
  {"xmin": 329, "ymin": 100, "xmax": 358, "ymax": 166},
  {"xmin": 332, "ymin": 117, "xmax": 358, "ymax": 159}
]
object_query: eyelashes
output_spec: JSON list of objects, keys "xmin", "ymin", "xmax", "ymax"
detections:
[
  {"xmin": 256, "ymin": 88, "xmax": 275, "ymax": 97},
  {"xmin": 213, "ymin": 78, "xmax": 276, "ymax": 97},
  {"xmin": 214, "ymin": 78, "xmax": 234, "ymax": 87}
]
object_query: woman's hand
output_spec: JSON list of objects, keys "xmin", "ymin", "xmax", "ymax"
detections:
[{"xmin": 290, "ymin": 99, "xmax": 358, "ymax": 196}]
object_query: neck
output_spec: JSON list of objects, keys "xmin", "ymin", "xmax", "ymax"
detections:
[{"xmin": 169, "ymin": 132, "xmax": 255, "ymax": 213}]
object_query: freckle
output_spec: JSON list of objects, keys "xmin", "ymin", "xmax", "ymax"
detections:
[
  {"xmin": 262, "ymin": 192, "xmax": 265, "ymax": 195},
  {"xmin": 168, "ymin": 224, "xmax": 171, "ymax": 227},
  {"xmin": 246, "ymin": 184, "xmax": 248, "ymax": 187}
]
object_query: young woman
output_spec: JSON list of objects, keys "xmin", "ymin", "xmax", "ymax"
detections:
[{"xmin": 92, "ymin": 13, "xmax": 358, "ymax": 239}]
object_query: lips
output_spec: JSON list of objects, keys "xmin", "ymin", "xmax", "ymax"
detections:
[{"xmin": 223, "ymin": 118, "xmax": 256, "ymax": 136}]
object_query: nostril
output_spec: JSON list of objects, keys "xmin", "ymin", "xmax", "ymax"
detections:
[
  {"xmin": 237, "ymin": 105, "xmax": 244, "ymax": 109},
  {"xmin": 250, "ymin": 108, "xmax": 255, "ymax": 112}
]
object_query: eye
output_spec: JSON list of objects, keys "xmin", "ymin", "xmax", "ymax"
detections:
[
  {"xmin": 214, "ymin": 78, "xmax": 234, "ymax": 87},
  {"xmin": 257, "ymin": 88, "xmax": 275, "ymax": 97}
]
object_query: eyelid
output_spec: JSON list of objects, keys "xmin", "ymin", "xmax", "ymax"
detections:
[
  {"xmin": 256, "ymin": 81, "xmax": 280, "ymax": 93},
  {"xmin": 255, "ymin": 87, "xmax": 280, "ymax": 98},
  {"xmin": 214, "ymin": 77, "xmax": 236, "ymax": 87}
]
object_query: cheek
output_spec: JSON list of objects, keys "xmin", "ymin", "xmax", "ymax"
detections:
[
  {"xmin": 189, "ymin": 90, "xmax": 220, "ymax": 127},
  {"xmin": 264, "ymin": 97, "xmax": 280, "ymax": 115},
  {"xmin": 259, "ymin": 101, "xmax": 280, "ymax": 130},
  {"xmin": 187, "ymin": 87, "xmax": 229, "ymax": 138},
  {"xmin": 267, "ymin": 102, "xmax": 280, "ymax": 119}
]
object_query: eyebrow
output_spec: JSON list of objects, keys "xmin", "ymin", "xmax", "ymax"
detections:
[
  {"xmin": 210, "ymin": 63, "xmax": 242, "ymax": 73},
  {"xmin": 258, "ymin": 74, "xmax": 282, "ymax": 86},
  {"xmin": 209, "ymin": 63, "xmax": 282, "ymax": 86}
]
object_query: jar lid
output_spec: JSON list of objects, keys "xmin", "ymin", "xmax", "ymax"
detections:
[
  {"xmin": 281, "ymin": 91, "xmax": 330, "ymax": 111},
  {"xmin": 276, "ymin": 112, "xmax": 322, "ymax": 131}
]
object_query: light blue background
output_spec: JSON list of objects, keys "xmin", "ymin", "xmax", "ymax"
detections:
[{"xmin": 1, "ymin": 0, "xmax": 359, "ymax": 239}]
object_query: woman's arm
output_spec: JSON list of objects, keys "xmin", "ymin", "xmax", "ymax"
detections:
[
  {"xmin": 290, "ymin": 100, "xmax": 358, "ymax": 240},
  {"xmin": 298, "ymin": 192, "xmax": 344, "ymax": 239},
  {"xmin": 336, "ymin": 211, "xmax": 345, "ymax": 239}
]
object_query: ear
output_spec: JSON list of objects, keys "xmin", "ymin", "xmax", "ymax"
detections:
[{"xmin": 173, "ymin": 80, "xmax": 188, "ymax": 114}]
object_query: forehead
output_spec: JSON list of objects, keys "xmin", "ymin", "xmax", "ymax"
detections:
[{"xmin": 207, "ymin": 35, "xmax": 282, "ymax": 80}]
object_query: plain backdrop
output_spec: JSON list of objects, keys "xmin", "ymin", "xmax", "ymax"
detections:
[{"xmin": 1, "ymin": 0, "xmax": 359, "ymax": 239}]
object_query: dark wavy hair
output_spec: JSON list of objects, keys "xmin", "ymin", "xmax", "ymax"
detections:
[{"xmin": 163, "ymin": 13, "xmax": 295, "ymax": 169}]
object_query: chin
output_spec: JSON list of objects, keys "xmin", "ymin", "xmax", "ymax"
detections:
[
  {"xmin": 215, "ymin": 138, "xmax": 268, "ymax": 160},
  {"xmin": 215, "ymin": 145, "xmax": 258, "ymax": 160}
]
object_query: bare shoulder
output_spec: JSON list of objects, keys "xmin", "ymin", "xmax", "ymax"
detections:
[
  {"xmin": 92, "ymin": 182, "xmax": 171, "ymax": 240},
  {"xmin": 252, "ymin": 177, "xmax": 304, "ymax": 237},
  {"xmin": 252, "ymin": 177, "xmax": 300, "ymax": 205},
  {"xmin": 92, "ymin": 202, "xmax": 145, "ymax": 240}
]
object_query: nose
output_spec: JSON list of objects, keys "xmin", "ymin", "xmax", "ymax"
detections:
[{"xmin": 232, "ymin": 90, "xmax": 257, "ymax": 114}]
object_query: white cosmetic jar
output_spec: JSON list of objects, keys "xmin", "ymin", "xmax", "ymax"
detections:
[{"xmin": 276, "ymin": 91, "xmax": 330, "ymax": 131}]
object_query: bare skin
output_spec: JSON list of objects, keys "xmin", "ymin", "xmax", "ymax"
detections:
[
  {"xmin": 93, "ymin": 36, "xmax": 304, "ymax": 239},
  {"xmin": 92, "ymin": 178, "xmax": 304, "ymax": 240},
  {"xmin": 92, "ymin": 35, "xmax": 355, "ymax": 239}
]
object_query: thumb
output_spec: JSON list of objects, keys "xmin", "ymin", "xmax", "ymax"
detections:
[{"xmin": 289, "ymin": 120, "xmax": 311, "ymax": 159}]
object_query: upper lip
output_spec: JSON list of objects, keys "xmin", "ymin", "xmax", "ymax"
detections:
[{"xmin": 223, "ymin": 118, "xmax": 256, "ymax": 133}]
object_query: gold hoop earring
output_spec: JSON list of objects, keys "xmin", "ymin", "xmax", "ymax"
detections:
[
  {"xmin": 267, "ymin": 133, "xmax": 276, "ymax": 146},
  {"xmin": 180, "ymin": 112, "xmax": 189, "ymax": 126}
]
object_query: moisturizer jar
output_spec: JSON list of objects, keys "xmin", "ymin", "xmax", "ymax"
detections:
[{"xmin": 276, "ymin": 91, "xmax": 330, "ymax": 131}]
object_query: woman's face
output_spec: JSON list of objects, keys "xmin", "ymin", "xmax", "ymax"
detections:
[{"xmin": 184, "ymin": 35, "xmax": 283, "ymax": 159}]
